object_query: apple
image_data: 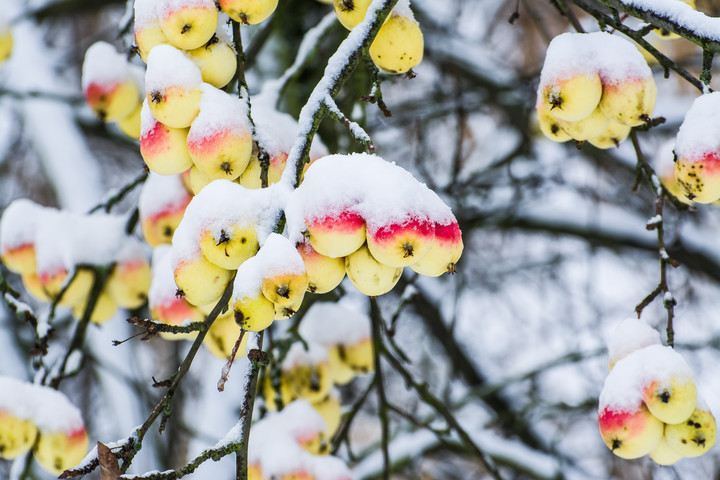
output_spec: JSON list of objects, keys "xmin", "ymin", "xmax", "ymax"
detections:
[
  {"xmin": 262, "ymin": 270, "xmax": 308, "ymax": 307},
  {"xmin": 369, "ymin": 14, "xmax": 424, "ymax": 75},
  {"xmin": 146, "ymin": 45, "xmax": 204, "ymax": 129},
  {"xmin": 599, "ymin": 75, "xmax": 657, "ymax": 127},
  {"xmin": 274, "ymin": 296, "xmax": 304, "ymax": 321},
  {"xmin": 159, "ymin": 0, "xmax": 218, "ymax": 51},
  {"xmin": 536, "ymin": 102, "xmax": 572, "ymax": 143},
  {"xmin": 248, "ymin": 463, "xmax": 263, "ymax": 480},
  {"xmin": 326, "ymin": 346, "xmax": 356, "ymax": 385},
  {"xmin": 598, "ymin": 404, "xmax": 664, "ymax": 459},
  {"xmin": 0, "ymin": 411, "xmax": 37, "ymax": 460},
  {"xmin": 106, "ymin": 258, "xmax": 152, "ymax": 310},
  {"xmin": 199, "ymin": 222, "xmax": 259, "ymax": 270},
  {"xmin": 649, "ymin": 434, "xmax": 684, "ymax": 466},
  {"xmin": 141, "ymin": 202, "xmax": 191, "ymax": 247},
  {"xmin": 674, "ymin": 152, "xmax": 720, "ymax": 204},
  {"xmin": 306, "ymin": 209, "xmax": 366, "ymax": 258},
  {"xmin": 140, "ymin": 101, "xmax": 194, "ymax": 176},
  {"xmin": 152, "ymin": 298, "xmax": 203, "ymax": 341},
  {"xmin": 539, "ymin": 72, "xmax": 603, "ymax": 122},
  {"xmin": 409, "ymin": 220, "xmax": 463, "ymax": 277},
  {"xmin": 341, "ymin": 337, "xmax": 374, "ymax": 374},
  {"xmin": 173, "ymin": 252, "xmax": 233, "ymax": 306},
  {"xmin": 82, "ymin": 42, "xmax": 141, "ymax": 122},
  {"xmin": 117, "ymin": 102, "xmax": 142, "ymax": 140},
  {"xmin": 366, "ymin": 216, "xmax": 434, "ymax": 268},
  {"xmin": 1, "ymin": 242, "xmax": 37, "ymax": 275},
  {"xmin": 72, "ymin": 289, "xmax": 118, "ymax": 324},
  {"xmin": 0, "ymin": 24, "xmax": 12, "ymax": 64},
  {"xmin": 345, "ymin": 244, "xmax": 403, "ymax": 296},
  {"xmin": 204, "ymin": 311, "xmax": 249, "ymax": 359},
  {"xmin": 296, "ymin": 240, "xmax": 345, "ymax": 294},
  {"xmin": 21, "ymin": 273, "xmax": 51, "ymax": 302},
  {"xmin": 37, "ymin": 268, "xmax": 94, "ymax": 307},
  {"xmin": 642, "ymin": 377, "xmax": 697, "ymax": 425},
  {"xmin": 186, "ymin": 86, "xmax": 253, "ymax": 181},
  {"xmin": 664, "ymin": 405, "xmax": 717, "ymax": 457},
  {"xmin": 587, "ymin": 119, "xmax": 632, "ymax": 150},
  {"xmin": 557, "ymin": 106, "xmax": 610, "ymax": 141},
  {"xmin": 312, "ymin": 391, "xmax": 342, "ymax": 437},
  {"xmin": 34, "ymin": 427, "xmax": 89, "ymax": 476},
  {"xmin": 186, "ymin": 36, "xmax": 237, "ymax": 88},
  {"xmin": 333, "ymin": 0, "xmax": 373, "ymax": 30},
  {"xmin": 218, "ymin": 0, "xmax": 279, "ymax": 25},
  {"xmin": 134, "ymin": 0, "xmax": 170, "ymax": 62},
  {"xmin": 233, "ymin": 290, "xmax": 276, "ymax": 332}
]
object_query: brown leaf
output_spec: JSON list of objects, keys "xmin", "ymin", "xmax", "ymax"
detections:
[{"xmin": 98, "ymin": 442, "xmax": 121, "ymax": 480}]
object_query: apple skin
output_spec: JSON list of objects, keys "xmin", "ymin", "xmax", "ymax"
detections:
[
  {"xmin": 1, "ymin": 242, "xmax": 37, "ymax": 275},
  {"xmin": 38, "ymin": 268, "xmax": 94, "ymax": 307},
  {"xmin": 306, "ymin": 210, "xmax": 366, "ymax": 259},
  {"xmin": 536, "ymin": 102, "xmax": 572, "ymax": 143},
  {"xmin": 333, "ymin": 0, "xmax": 373, "ymax": 30},
  {"xmin": 366, "ymin": 217, "xmax": 435, "ymax": 268},
  {"xmin": 199, "ymin": 223, "xmax": 259, "ymax": 270},
  {"xmin": 642, "ymin": 378, "xmax": 697, "ymax": 425},
  {"xmin": 186, "ymin": 38, "xmax": 237, "ymax": 88},
  {"xmin": 135, "ymin": 22, "xmax": 169, "ymax": 63},
  {"xmin": 409, "ymin": 221, "xmax": 463, "ymax": 277},
  {"xmin": 327, "ymin": 346, "xmax": 356, "ymax": 385},
  {"xmin": 186, "ymin": 126, "xmax": 253, "ymax": 182},
  {"xmin": 312, "ymin": 393, "xmax": 342, "ymax": 437},
  {"xmin": 142, "ymin": 200, "xmax": 191, "ymax": 247},
  {"xmin": 296, "ymin": 241, "xmax": 345, "ymax": 294},
  {"xmin": 557, "ymin": 106, "xmax": 610, "ymax": 141},
  {"xmin": 265, "ymin": 363, "xmax": 333, "ymax": 409},
  {"xmin": 140, "ymin": 103, "xmax": 194, "ymax": 176},
  {"xmin": 345, "ymin": 244, "xmax": 403, "ymax": 297},
  {"xmin": 664, "ymin": 406, "xmax": 717, "ymax": 458},
  {"xmin": 274, "ymin": 296, "xmax": 304, "ymax": 321},
  {"xmin": 675, "ymin": 152, "xmax": 720, "ymax": 204},
  {"xmin": 84, "ymin": 80, "xmax": 140, "ymax": 123},
  {"xmin": 173, "ymin": 254, "xmax": 233, "ymax": 307},
  {"xmin": 649, "ymin": 434, "xmax": 684, "ymax": 466},
  {"xmin": 34, "ymin": 427, "xmax": 89, "ymax": 476},
  {"xmin": 369, "ymin": 15, "xmax": 424, "ymax": 75},
  {"xmin": 262, "ymin": 272, "xmax": 308, "ymax": 307},
  {"xmin": 599, "ymin": 75, "xmax": 657, "ymax": 127},
  {"xmin": 21, "ymin": 273, "xmax": 52, "ymax": 302},
  {"xmin": 219, "ymin": 0, "xmax": 279, "ymax": 25},
  {"xmin": 117, "ymin": 102, "xmax": 142, "ymax": 140},
  {"xmin": 151, "ymin": 298, "xmax": 203, "ymax": 341},
  {"xmin": 147, "ymin": 84, "xmax": 204, "ymax": 130},
  {"xmin": 204, "ymin": 311, "xmax": 249, "ymax": 359},
  {"xmin": 598, "ymin": 404, "xmax": 664, "ymax": 459},
  {"xmin": 0, "ymin": 28, "xmax": 12, "ymax": 64},
  {"xmin": 160, "ymin": 2, "xmax": 218, "ymax": 51},
  {"xmin": 539, "ymin": 72, "xmax": 603, "ymax": 122},
  {"xmin": 342, "ymin": 337, "xmax": 374, "ymax": 374},
  {"xmin": 72, "ymin": 289, "xmax": 118, "ymax": 324},
  {"xmin": 587, "ymin": 119, "xmax": 632, "ymax": 150},
  {"xmin": 106, "ymin": 259, "xmax": 152, "ymax": 309},
  {"xmin": 233, "ymin": 291, "xmax": 276, "ymax": 332},
  {"xmin": 0, "ymin": 411, "xmax": 38, "ymax": 460}
]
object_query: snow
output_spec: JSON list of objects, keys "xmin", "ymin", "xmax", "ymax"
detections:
[
  {"xmin": 298, "ymin": 302, "xmax": 371, "ymax": 346},
  {"xmin": 605, "ymin": 317, "xmax": 661, "ymax": 367},
  {"xmin": 157, "ymin": 0, "xmax": 215, "ymax": 18},
  {"xmin": 188, "ymin": 84, "xmax": 250, "ymax": 139},
  {"xmin": 0, "ymin": 198, "xmax": 51, "ymax": 251},
  {"xmin": 134, "ymin": 0, "xmax": 162, "ymax": 29},
  {"xmin": 616, "ymin": 0, "xmax": 720, "ymax": 41},
  {"xmin": 146, "ymin": 45, "xmax": 203, "ymax": 92},
  {"xmin": 282, "ymin": 342, "xmax": 329, "ymax": 371},
  {"xmin": 285, "ymin": 153, "xmax": 456, "ymax": 241},
  {"xmin": 149, "ymin": 245, "xmax": 179, "ymax": 305},
  {"xmin": 81, "ymin": 41, "xmax": 132, "ymax": 90},
  {"xmin": 138, "ymin": 171, "xmax": 192, "ymax": 219},
  {"xmin": 599, "ymin": 344, "xmax": 695, "ymax": 412},
  {"xmin": 675, "ymin": 92, "xmax": 720, "ymax": 161},
  {"xmin": 0, "ymin": 376, "xmax": 85, "ymax": 433}
]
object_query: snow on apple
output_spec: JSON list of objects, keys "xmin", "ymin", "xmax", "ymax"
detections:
[
  {"xmin": 140, "ymin": 99, "xmax": 194, "ymax": 176},
  {"xmin": 605, "ymin": 317, "xmax": 661, "ymax": 370},
  {"xmin": 674, "ymin": 91, "xmax": 720, "ymax": 203},
  {"xmin": 139, "ymin": 171, "xmax": 193, "ymax": 246},
  {"xmin": 157, "ymin": 0, "xmax": 218, "ymax": 51}
]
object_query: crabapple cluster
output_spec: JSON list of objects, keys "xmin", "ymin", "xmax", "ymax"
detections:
[
  {"xmin": 248, "ymin": 399, "xmax": 352, "ymax": 480},
  {"xmin": 0, "ymin": 376, "xmax": 89, "ymax": 476},
  {"xmin": 536, "ymin": 32, "xmax": 656, "ymax": 149},
  {"xmin": 286, "ymin": 153, "xmax": 464, "ymax": 297},
  {"xmin": 333, "ymin": 0, "xmax": 423, "ymax": 74},
  {"xmin": 599, "ymin": 318, "xmax": 716, "ymax": 464},
  {"xmin": 0, "ymin": 200, "xmax": 151, "ymax": 323}
]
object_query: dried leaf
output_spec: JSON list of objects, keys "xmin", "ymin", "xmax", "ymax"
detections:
[{"xmin": 98, "ymin": 442, "xmax": 121, "ymax": 480}]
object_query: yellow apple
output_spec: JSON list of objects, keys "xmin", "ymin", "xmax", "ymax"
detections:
[
  {"xmin": 233, "ymin": 290, "xmax": 276, "ymax": 332},
  {"xmin": 296, "ymin": 241, "xmax": 345, "ymax": 294},
  {"xmin": 649, "ymin": 434, "xmax": 684, "ymax": 466},
  {"xmin": 1, "ymin": 242, "xmax": 37, "ymax": 275},
  {"xmin": 204, "ymin": 311, "xmax": 249, "ymax": 359},
  {"xmin": 72, "ymin": 289, "xmax": 118, "ymax": 324},
  {"xmin": 34, "ymin": 427, "xmax": 89, "ymax": 476},
  {"xmin": 557, "ymin": 106, "xmax": 610, "ymax": 141},
  {"xmin": 598, "ymin": 404, "xmax": 664, "ymax": 459},
  {"xmin": 306, "ymin": 210, "xmax": 366, "ymax": 258},
  {"xmin": 274, "ymin": 296, "xmax": 304, "ymax": 321},
  {"xmin": 219, "ymin": 0, "xmax": 279, "ymax": 25},
  {"xmin": 199, "ymin": 222, "xmax": 259, "ymax": 270},
  {"xmin": 536, "ymin": 102, "xmax": 572, "ymax": 143},
  {"xmin": 21, "ymin": 273, "xmax": 51, "ymax": 301},
  {"xmin": 186, "ymin": 37, "xmax": 237, "ymax": 88},
  {"xmin": 599, "ymin": 75, "xmax": 657, "ymax": 127},
  {"xmin": 0, "ymin": 27, "xmax": 12, "ymax": 64},
  {"xmin": 587, "ymin": 119, "xmax": 632, "ymax": 150},
  {"xmin": 37, "ymin": 268, "xmax": 94, "ymax": 307},
  {"xmin": 312, "ymin": 392, "xmax": 342, "ymax": 437},
  {"xmin": 674, "ymin": 152, "xmax": 720, "ymax": 204},
  {"xmin": 0, "ymin": 411, "xmax": 37, "ymax": 460},
  {"xmin": 366, "ymin": 217, "xmax": 434, "ymax": 268},
  {"xmin": 160, "ymin": 0, "xmax": 218, "ymax": 51},
  {"xmin": 345, "ymin": 244, "xmax": 403, "ymax": 297},
  {"xmin": 117, "ymin": 102, "xmax": 142, "ymax": 140},
  {"xmin": 151, "ymin": 298, "xmax": 203, "ymax": 341},
  {"xmin": 369, "ymin": 15, "xmax": 424, "ymax": 74},
  {"xmin": 106, "ymin": 258, "xmax": 152, "ymax": 309},
  {"xmin": 539, "ymin": 72, "xmax": 603, "ymax": 122},
  {"xmin": 410, "ymin": 220, "xmax": 463, "ymax": 277},
  {"xmin": 664, "ymin": 406, "xmax": 716, "ymax": 457},
  {"xmin": 327, "ymin": 345, "xmax": 356, "ymax": 385},
  {"xmin": 642, "ymin": 378, "xmax": 697, "ymax": 425},
  {"xmin": 173, "ymin": 253, "xmax": 233, "ymax": 307},
  {"xmin": 333, "ymin": 0, "xmax": 373, "ymax": 30},
  {"xmin": 262, "ymin": 271, "xmax": 308, "ymax": 307},
  {"xmin": 141, "ymin": 200, "xmax": 191, "ymax": 247}
]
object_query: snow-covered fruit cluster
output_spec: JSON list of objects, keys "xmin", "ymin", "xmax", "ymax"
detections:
[
  {"xmin": 599, "ymin": 319, "xmax": 716, "ymax": 464},
  {"xmin": 672, "ymin": 92, "xmax": 720, "ymax": 203},
  {"xmin": 82, "ymin": 42, "xmax": 144, "ymax": 139},
  {"xmin": 536, "ymin": 32, "xmax": 657, "ymax": 149},
  {"xmin": 0, "ymin": 199, "xmax": 152, "ymax": 323},
  {"xmin": 287, "ymin": 154, "xmax": 463, "ymax": 297},
  {"xmin": 248, "ymin": 400, "xmax": 351, "ymax": 480},
  {"xmin": 264, "ymin": 303, "xmax": 373, "ymax": 411},
  {"xmin": 0, "ymin": 376, "xmax": 89, "ymax": 476},
  {"xmin": 333, "ymin": 0, "xmax": 423, "ymax": 74}
]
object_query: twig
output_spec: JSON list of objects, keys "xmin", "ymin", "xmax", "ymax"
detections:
[
  {"xmin": 88, "ymin": 170, "xmax": 149, "ymax": 214},
  {"xmin": 369, "ymin": 298, "xmax": 391, "ymax": 479}
]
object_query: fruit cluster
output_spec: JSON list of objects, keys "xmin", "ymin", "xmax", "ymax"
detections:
[
  {"xmin": 82, "ymin": 42, "xmax": 144, "ymax": 139},
  {"xmin": 536, "ymin": 32, "xmax": 656, "ymax": 149},
  {"xmin": 248, "ymin": 400, "xmax": 351, "ymax": 480},
  {"xmin": 286, "ymin": 153, "xmax": 463, "ymax": 297},
  {"xmin": 599, "ymin": 319, "xmax": 716, "ymax": 464},
  {"xmin": 0, "ymin": 200, "xmax": 151, "ymax": 323},
  {"xmin": 264, "ymin": 342, "xmax": 333, "ymax": 411},
  {"xmin": 673, "ymin": 91, "xmax": 720, "ymax": 204},
  {"xmin": 333, "ymin": 0, "xmax": 424, "ymax": 74},
  {"xmin": 0, "ymin": 376, "xmax": 89, "ymax": 476},
  {"xmin": 139, "ymin": 172, "xmax": 193, "ymax": 247}
]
